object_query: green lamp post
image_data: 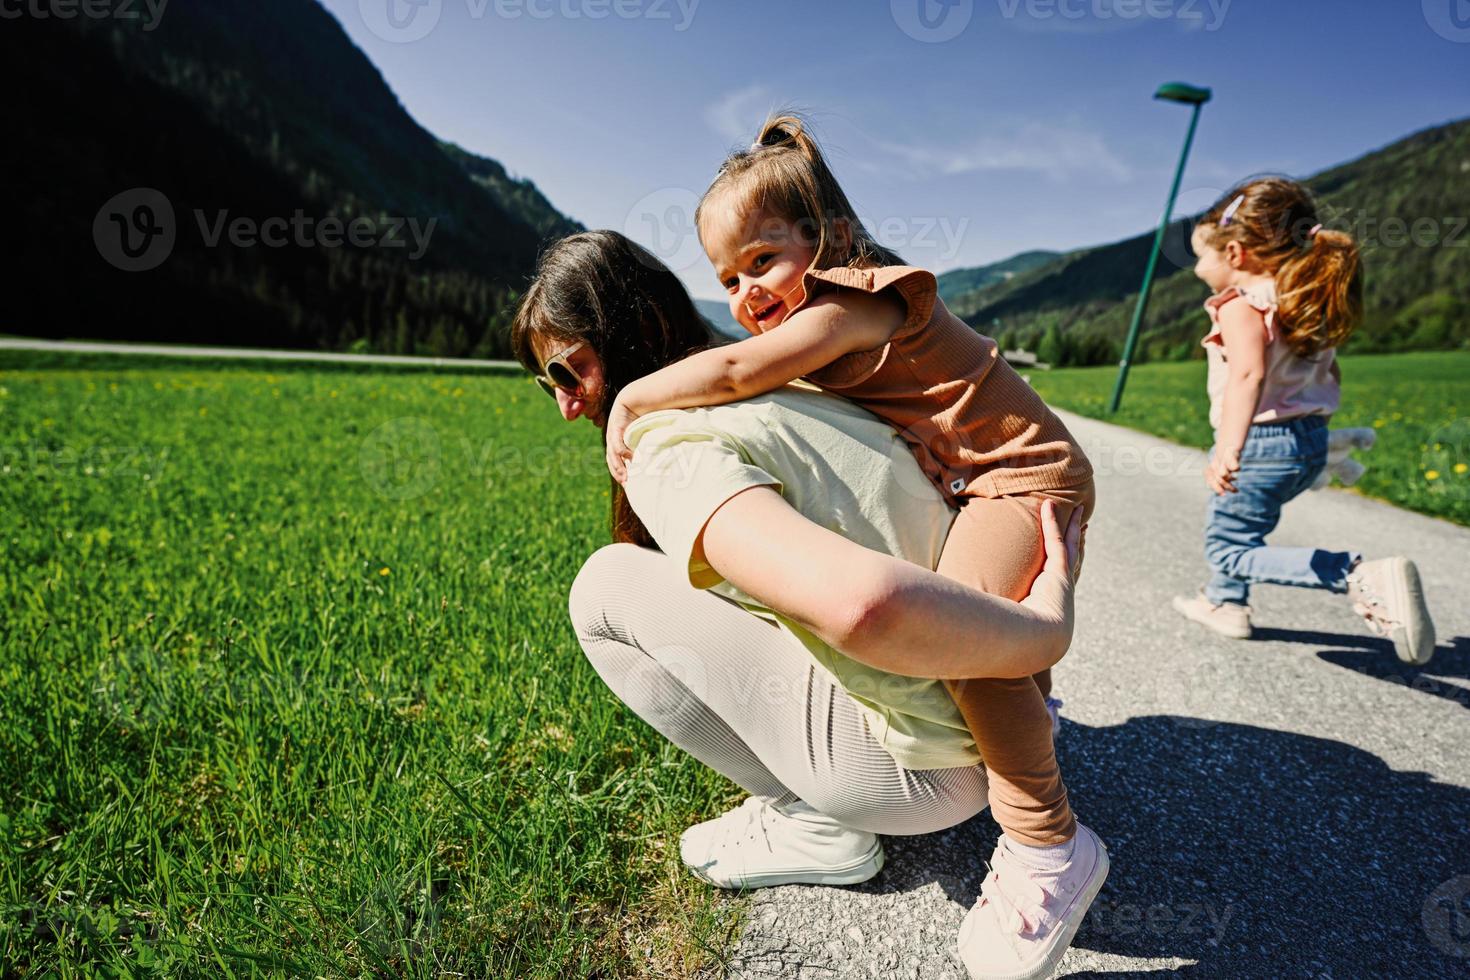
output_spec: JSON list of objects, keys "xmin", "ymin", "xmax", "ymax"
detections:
[{"xmin": 1108, "ymin": 82, "xmax": 1212, "ymax": 414}]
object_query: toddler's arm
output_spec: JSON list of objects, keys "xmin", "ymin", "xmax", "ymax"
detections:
[
  {"xmin": 1208, "ymin": 301, "xmax": 1267, "ymax": 494},
  {"xmin": 605, "ymin": 288, "xmax": 904, "ymax": 480}
]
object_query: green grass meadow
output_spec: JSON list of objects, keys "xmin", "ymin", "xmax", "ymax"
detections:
[
  {"xmin": 1027, "ymin": 351, "xmax": 1470, "ymax": 527},
  {"xmin": 2, "ymin": 347, "xmax": 1465, "ymax": 976},
  {"xmin": 0, "ymin": 353, "xmax": 740, "ymax": 977}
]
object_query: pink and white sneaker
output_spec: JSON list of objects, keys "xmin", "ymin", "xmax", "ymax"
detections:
[
  {"xmin": 957, "ymin": 823, "xmax": 1109, "ymax": 980},
  {"xmin": 1043, "ymin": 696, "xmax": 1063, "ymax": 741}
]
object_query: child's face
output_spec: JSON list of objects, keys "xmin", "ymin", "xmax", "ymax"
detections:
[
  {"xmin": 1191, "ymin": 226, "xmax": 1235, "ymax": 293},
  {"xmin": 703, "ymin": 203, "xmax": 817, "ymax": 334}
]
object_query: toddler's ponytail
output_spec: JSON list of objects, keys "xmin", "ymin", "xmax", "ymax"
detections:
[
  {"xmin": 1197, "ymin": 177, "xmax": 1364, "ymax": 357},
  {"xmin": 754, "ymin": 114, "xmax": 820, "ymax": 159},
  {"xmin": 699, "ymin": 111, "xmax": 903, "ymax": 271},
  {"xmin": 1276, "ymin": 228, "xmax": 1363, "ymax": 357}
]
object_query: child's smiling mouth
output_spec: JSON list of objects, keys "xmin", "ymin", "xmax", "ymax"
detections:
[{"xmin": 752, "ymin": 298, "xmax": 786, "ymax": 327}]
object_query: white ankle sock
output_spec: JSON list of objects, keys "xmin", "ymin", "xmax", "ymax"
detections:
[{"xmin": 1004, "ymin": 834, "xmax": 1075, "ymax": 871}]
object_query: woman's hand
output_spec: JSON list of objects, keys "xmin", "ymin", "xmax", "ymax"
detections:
[
  {"xmin": 1205, "ymin": 445, "xmax": 1241, "ymax": 495},
  {"xmin": 1017, "ymin": 500, "xmax": 1085, "ymax": 668},
  {"xmin": 604, "ymin": 392, "xmax": 640, "ymax": 484}
]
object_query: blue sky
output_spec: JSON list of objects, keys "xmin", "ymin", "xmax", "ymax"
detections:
[{"xmin": 321, "ymin": 0, "xmax": 1469, "ymax": 300}]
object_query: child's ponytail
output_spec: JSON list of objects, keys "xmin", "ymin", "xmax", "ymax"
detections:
[
  {"xmin": 699, "ymin": 112, "xmax": 903, "ymax": 271},
  {"xmin": 1197, "ymin": 177, "xmax": 1364, "ymax": 357},
  {"xmin": 753, "ymin": 113, "xmax": 820, "ymax": 157},
  {"xmin": 1275, "ymin": 228, "xmax": 1363, "ymax": 357}
]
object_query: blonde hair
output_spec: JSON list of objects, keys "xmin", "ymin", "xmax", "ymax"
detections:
[
  {"xmin": 695, "ymin": 113, "xmax": 903, "ymax": 272},
  {"xmin": 1196, "ymin": 177, "xmax": 1363, "ymax": 357}
]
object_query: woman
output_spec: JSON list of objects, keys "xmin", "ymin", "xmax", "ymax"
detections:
[{"xmin": 510, "ymin": 231, "xmax": 1098, "ymax": 979}]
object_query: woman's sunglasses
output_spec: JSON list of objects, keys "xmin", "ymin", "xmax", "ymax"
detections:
[{"xmin": 533, "ymin": 340, "xmax": 586, "ymax": 399}]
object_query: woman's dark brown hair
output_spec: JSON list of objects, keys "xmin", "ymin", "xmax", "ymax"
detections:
[
  {"xmin": 510, "ymin": 230, "xmax": 714, "ymax": 548},
  {"xmin": 1196, "ymin": 177, "xmax": 1363, "ymax": 357}
]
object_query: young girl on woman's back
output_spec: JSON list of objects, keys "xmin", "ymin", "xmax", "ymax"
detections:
[
  {"xmin": 605, "ymin": 115, "xmax": 1105, "ymax": 980},
  {"xmin": 1171, "ymin": 177, "xmax": 1435, "ymax": 664}
]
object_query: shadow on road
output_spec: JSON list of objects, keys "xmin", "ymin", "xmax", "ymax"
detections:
[
  {"xmin": 1317, "ymin": 635, "xmax": 1470, "ymax": 711},
  {"xmin": 860, "ymin": 715, "xmax": 1470, "ymax": 978}
]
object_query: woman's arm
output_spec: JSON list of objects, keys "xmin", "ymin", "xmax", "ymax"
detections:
[
  {"xmin": 695, "ymin": 485, "xmax": 1081, "ymax": 680},
  {"xmin": 605, "ymin": 290, "xmax": 904, "ymax": 481},
  {"xmin": 1208, "ymin": 301, "xmax": 1267, "ymax": 495}
]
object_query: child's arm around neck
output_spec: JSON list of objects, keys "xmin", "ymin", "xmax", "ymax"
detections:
[{"xmin": 638, "ymin": 288, "xmax": 901, "ymax": 407}]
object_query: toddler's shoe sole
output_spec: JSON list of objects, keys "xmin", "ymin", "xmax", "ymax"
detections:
[{"xmin": 1383, "ymin": 558, "xmax": 1435, "ymax": 665}]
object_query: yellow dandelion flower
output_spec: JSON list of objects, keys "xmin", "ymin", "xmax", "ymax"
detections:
[
  {"xmin": 1425, "ymin": 470, "xmax": 1440, "ymax": 481},
  {"xmin": 1372, "ymin": 419, "xmax": 1385, "ymax": 428},
  {"xmin": 379, "ymin": 567, "xmax": 391, "ymax": 576},
  {"xmin": 1455, "ymin": 463, "xmax": 1468, "ymax": 475}
]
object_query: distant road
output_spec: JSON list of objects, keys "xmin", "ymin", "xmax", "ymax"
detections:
[{"xmin": 0, "ymin": 338, "xmax": 521, "ymax": 371}]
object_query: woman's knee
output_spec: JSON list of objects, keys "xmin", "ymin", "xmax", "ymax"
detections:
[
  {"xmin": 568, "ymin": 543, "xmax": 656, "ymax": 641},
  {"xmin": 806, "ymin": 767, "xmax": 989, "ymax": 837}
]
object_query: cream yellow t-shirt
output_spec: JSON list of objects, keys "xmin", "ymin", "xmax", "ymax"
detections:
[{"xmin": 622, "ymin": 381, "xmax": 980, "ymax": 772}]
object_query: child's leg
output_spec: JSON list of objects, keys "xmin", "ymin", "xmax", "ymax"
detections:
[
  {"xmin": 1203, "ymin": 420, "xmax": 1358, "ymax": 606},
  {"xmin": 938, "ymin": 484, "xmax": 1094, "ymax": 847}
]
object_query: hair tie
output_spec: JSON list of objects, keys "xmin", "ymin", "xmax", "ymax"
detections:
[
  {"xmin": 1308, "ymin": 223, "xmax": 1322, "ymax": 238},
  {"xmin": 1219, "ymin": 194, "xmax": 1245, "ymax": 227}
]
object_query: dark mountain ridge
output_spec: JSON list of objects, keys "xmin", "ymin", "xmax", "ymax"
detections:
[{"xmin": 5, "ymin": 0, "xmax": 581, "ymax": 357}]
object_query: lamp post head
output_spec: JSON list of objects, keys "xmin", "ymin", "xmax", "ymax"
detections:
[{"xmin": 1155, "ymin": 82, "xmax": 1212, "ymax": 105}]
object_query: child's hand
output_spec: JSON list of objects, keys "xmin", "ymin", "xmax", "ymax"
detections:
[
  {"xmin": 1206, "ymin": 445, "xmax": 1240, "ymax": 495},
  {"xmin": 604, "ymin": 393, "xmax": 639, "ymax": 484}
]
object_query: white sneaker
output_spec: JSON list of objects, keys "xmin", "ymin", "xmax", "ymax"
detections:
[
  {"xmin": 679, "ymin": 796, "xmax": 884, "ymax": 890},
  {"xmin": 1171, "ymin": 592, "xmax": 1252, "ymax": 639},
  {"xmin": 1347, "ymin": 557, "xmax": 1436, "ymax": 665},
  {"xmin": 958, "ymin": 823, "xmax": 1110, "ymax": 980}
]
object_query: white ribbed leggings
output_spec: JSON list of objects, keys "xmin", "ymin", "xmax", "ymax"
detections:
[{"xmin": 568, "ymin": 543, "xmax": 989, "ymax": 836}]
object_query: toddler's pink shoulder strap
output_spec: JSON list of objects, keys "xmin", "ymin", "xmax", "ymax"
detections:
[{"xmin": 1201, "ymin": 286, "xmax": 1276, "ymax": 347}]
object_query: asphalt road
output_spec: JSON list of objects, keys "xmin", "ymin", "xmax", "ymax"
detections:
[
  {"xmin": 710, "ymin": 409, "xmax": 1470, "ymax": 979},
  {"xmin": 0, "ymin": 337, "xmax": 520, "ymax": 371}
]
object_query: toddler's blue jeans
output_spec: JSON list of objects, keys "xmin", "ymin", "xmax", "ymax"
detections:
[{"xmin": 1203, "ymin": 415, "xmax": 1361, "ymax": 606}]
